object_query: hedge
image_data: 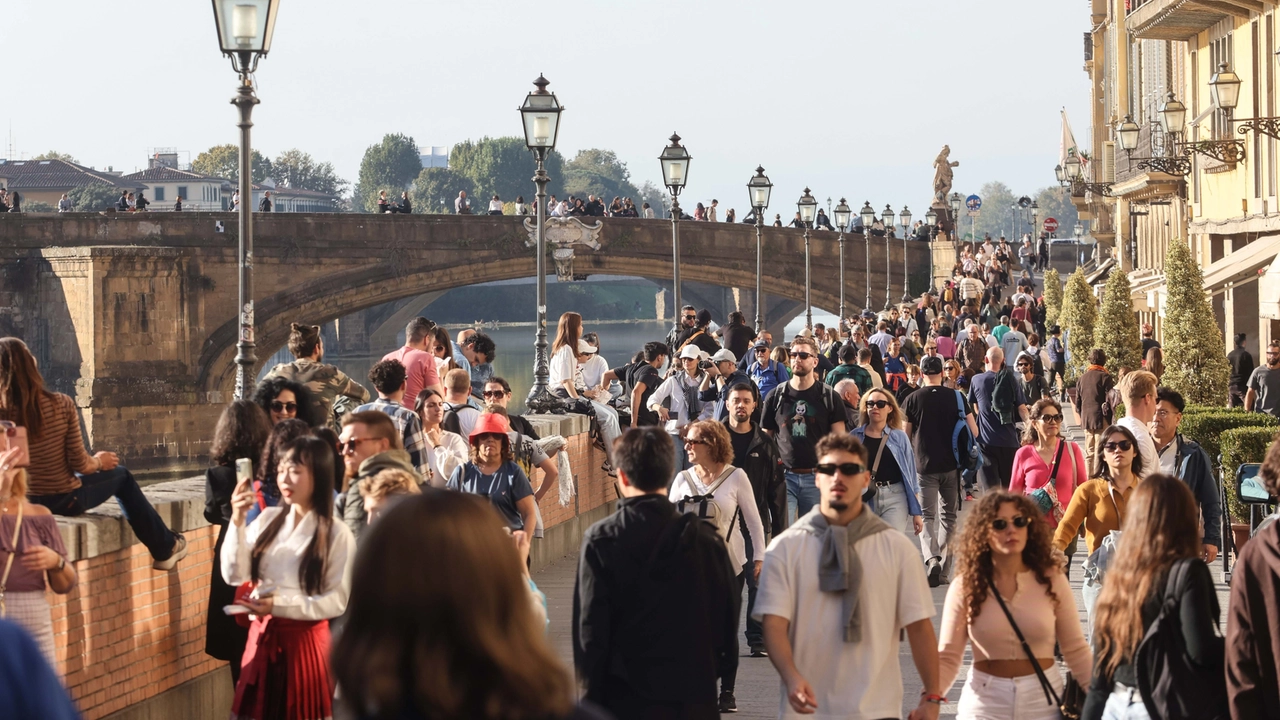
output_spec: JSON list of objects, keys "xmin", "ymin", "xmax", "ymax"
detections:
[
  {"xmin": 1221, "ymin": 426, "xmax": 1280, "ymax": 522},
  {"xmin": 1179, "ymin": 411, "xmax": 1279, "ymax": 466}
]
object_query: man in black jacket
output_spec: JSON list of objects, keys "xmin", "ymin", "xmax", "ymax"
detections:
[
  {"xmin": 1073, "ymin": 348, "xmax": 1115, "ymax": 476},
  {"xmin": 1151, "ymin": 387, "xmax": 1223, "ymax": 562},
  {"xmin": 573, "ymin": 428, "xmax": 739, "ymax": 719},
  {"xmin": 722, "ymin": 382, "xmax": 785, "ymax": 659}
]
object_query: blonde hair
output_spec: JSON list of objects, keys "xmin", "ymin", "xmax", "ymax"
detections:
[
  {"xmin": 1, "ymin": 468, "xmax": 28, "ymax": 500},
  {"xmin": 1119, "ymin": 369, "xmax": 1158, "ymax": 407},
  {"xmin": 860, "ymin": 388, "xmax": 904, "ymax": 430},
  {"xmin": 359, "ymin": 468, "xmax": 422, "ymax": 504}
]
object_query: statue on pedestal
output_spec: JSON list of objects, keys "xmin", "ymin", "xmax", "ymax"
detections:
[{"xmin": 932, "ymin": 145, "xmax": 959, "ymax": 203}]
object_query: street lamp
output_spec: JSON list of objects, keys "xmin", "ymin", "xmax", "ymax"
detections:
[
  {"xmin": 211, "ymin": 0, "xmax": 280, "ymax": 400},
  {"xmin": 899, "ymin": 205, "xmax": 913, "ymax": 302},
  {"xmin": 833, "ymin": 198, "xmax": 852, "ymax": 322},
  {"xmin": 518, "ymin": 74, "xmax": 564, "ymax": 413},
  {"xmin": 1116, "ymin": 115, "xmax": 1140, "ymax": 154},
  {"xmin": 1210, "ymin": 62, "xmax": 1242, "ymax": 115},
  {"xmin": 881, "ymin": 204, "xmax": 895, "ymax": 310},
  {"xmin": 748, "ymin": 167, "xmax": 772, "ymax": 333},
  {"xmin": 924, "ymin": 207, "xmax": 938, "ymax": 236},
  {"xmin": 948, "ymin": 192, "xmax": 963, "ymax": 242},
  {"xmin": 659, "ymin": 133, "xmax": 691, "ymax": 340},
  {"xmin": 1054, "ymin": 164, "xmax": 1066, "ymax": 187},
  {"xmin": 1030, "ymin": 201, "xmax": 1040, "ymax": 242},
  {"xmin": 860, "ymin": 201, "xmax": 876, "ymax": 314},
  {"xmin": 1159, "ymin": 92, "xmax": 1187, "ymax": 137},
  {"xmin": 797, "ymin": 188, "xmax": 818, "ymax": 331}
]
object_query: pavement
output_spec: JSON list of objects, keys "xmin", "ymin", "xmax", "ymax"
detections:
[{"xmin": 535, "ymin": 401, "xmax": 1233, "ymax": 719}]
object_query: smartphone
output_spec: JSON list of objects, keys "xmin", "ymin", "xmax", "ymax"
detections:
[
  {"xmin": 0, "ymin": 421, "xmax": 29, "ymax": 467},
  {"xmin": 222, "ymin": 604, "xmax": 251, "ymax": 615},
  {"xmin": 235, "ymin": 458, "xmax": 253, "ymax": 489}
]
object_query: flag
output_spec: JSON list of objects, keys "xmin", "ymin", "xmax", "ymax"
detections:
[{"xmin": 1060, "ymin": 109, "xmax": 1089, "ymax": 178}]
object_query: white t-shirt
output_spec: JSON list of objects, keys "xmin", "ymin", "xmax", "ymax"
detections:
[
  {"xmin": 549, "ymin": 344, "xmax": 577, "ymax": 390},
  {"xmin": 1116, "ymin": 415, "xmax": 1159, "ymax": 479},
  {"xmin": 754, "ymin": 522, "xmax": 934, "ymax": 720},
  {"xmin": 579, "ymin": 354, "xmax": 609, "ymax": 390},
  {"xmin": 669, "ymin": 466, "xmax": 766, "ymax": 569}
]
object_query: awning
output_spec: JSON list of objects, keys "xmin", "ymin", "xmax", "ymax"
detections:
[
  {"xmin": 1087, "ymin": 257, "xmax": 1116, "ymax": 286},
  {"xmin": 1262, "ymin": 258, "xmax": 1280, "ymax": 320},
  {"xmin": 1201, "ymin": 235, "xmax": 1280, "ymax": 295}
]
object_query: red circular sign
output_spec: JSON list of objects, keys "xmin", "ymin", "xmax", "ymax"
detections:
[{"xmin": 1043, "ymin": 217, "xmax": 1059, "ymax": 232}]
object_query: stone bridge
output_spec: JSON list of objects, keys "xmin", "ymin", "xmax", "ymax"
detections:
[{"xmin": 0, "ymin": 212, "xmax": 943, "ymax": 476}]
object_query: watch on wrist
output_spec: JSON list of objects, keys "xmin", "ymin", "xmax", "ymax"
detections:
[{"xmin": 57, "ymin": 556, "xmax": 66, "ymax": 571}]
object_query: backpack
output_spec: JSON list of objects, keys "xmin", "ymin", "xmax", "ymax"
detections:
[
  {"xmin": 950, "ymin": 390, "xmax": 980, "ymax": 473},
  {"xmin": 674, "ymin": 466, "xmax": 740, "ymax": 541},
  {"xmin": 1135, "ymin": 559, "xmax": 1228, "ymax": 720}
]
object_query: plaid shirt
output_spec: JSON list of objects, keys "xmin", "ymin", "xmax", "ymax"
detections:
[{"xmin": 355, "ymin": 397, "xmax": 431, "ymax": 481}]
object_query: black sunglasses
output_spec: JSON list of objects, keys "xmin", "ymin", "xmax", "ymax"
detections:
[
  {"xmin": 866, "ymin": 400, "xmax": 890, "ymax": 409},
  {"xmin": 270, "ymin": 401, "xmax": 297, "ymax": 413},
  {"xmin": 790, "ymin": 351, "xmax": 814, "ymax": 360},
  {"xmin": 1039, "ymin": 414, "xmax": 1063, "ymax": 423},
  {"xmin": 482, "ymin": 390, "xmax": 507, "ymax": 399},
  {"xmin": 815, "ymin": 462, "xmax": 866, "ymax": 476},
  {"xmin": 991, "ymin": 516, "xmax": 1031, "ymax": 531},
  {"xmin": 1104, "ymin": 440, "xmax": 1133, "ymax": 452}
]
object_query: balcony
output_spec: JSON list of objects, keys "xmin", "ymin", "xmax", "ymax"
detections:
[{"xmin": 1126, "ymin": 0, "xmax": 1258, "ymax": 41}]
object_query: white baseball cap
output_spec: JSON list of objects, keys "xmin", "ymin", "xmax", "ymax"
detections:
[
  {"xmin": 678, "ymin": 345, "xmax": 705, "ymax": 361},
  {"xmin": 576, "ymin": 339, "xmax": 597, "ymax": 354}
]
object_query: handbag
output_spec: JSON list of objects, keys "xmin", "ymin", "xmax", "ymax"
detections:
[
  {"xmin": 1029, "ymin": 441, "xmax": 1071, "ymax": 524},
  {"xmin": 989, "ymin": 579, "xmax": 1085, "ymax": 719},
  {"xmin": 863, "ymin": 431, "xmax": 889, "ymax": 505},
  {"xmin": 0, "ymin": 501, "xmax": 24, "ymax": 618}
]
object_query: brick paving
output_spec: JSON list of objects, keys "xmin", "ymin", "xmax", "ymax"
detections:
[{"xmin": 534, "ymin": 402, "xmax": 1233, "ymax": 719}]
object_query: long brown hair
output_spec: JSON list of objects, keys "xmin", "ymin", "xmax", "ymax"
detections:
[
  {"xmin": 1092, "ymin": 473, "xmax": 1201, "ymax": 678},
  {"xmin": 332, "ymin": 492, "xmax": 573, "ymax": 720},
  {"xmin": 210, "ymin": 400, "xmax": 272, "ymax": 471},
  {"xmin": 250, "ymin": 436, "xmax": 337, "ymax": 596},
  {"xmin": 0, "ymin": 338, "xmax": 53, "ymax": 437},
  {"xmin": 954, "ymin": 491, "xmax": 1062, "ymax": 621},
  {"xmin": 550, "ymin": 312, "xmax": 582, "ymax": 356}
]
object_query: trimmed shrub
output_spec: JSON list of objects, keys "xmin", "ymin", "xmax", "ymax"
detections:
[
  {"xmin": 1179, "ymin": 411, "xmax": 1280, "ymax": 471},
  {"xmin": 1221, "ymin": 426, "xmax": 1280, "ymax": 522}
]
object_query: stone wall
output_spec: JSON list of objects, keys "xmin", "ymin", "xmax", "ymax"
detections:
[{"xmin": 37, "ymin": 413, "xmax": 612, "ymax": 720}]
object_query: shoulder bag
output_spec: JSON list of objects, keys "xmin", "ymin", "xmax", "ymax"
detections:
[
  {"xmin": 1028, "ymin": 440, "xmax": 1071, "ymax": 524},
  {"xmin": 989, "ymin": 579, "xmax": 1085, "ymax": 719}
]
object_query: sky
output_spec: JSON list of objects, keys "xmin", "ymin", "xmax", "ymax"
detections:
[{"xmin": 4, "ymin": 1, "xmax": 1090, "ymax": 216}]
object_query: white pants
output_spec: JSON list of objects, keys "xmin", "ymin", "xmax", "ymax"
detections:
[
  {"xmin": 4, "ymin": 590, "xmax": 56, "ymax": 672},
  {"xmin": 590, "ymin": 400, "xmax": 621, "ymax": 455},
  {"xmin": 957, "ymin": 666, "xmax": 1063, "ymax": 720},
  {"xmin": 871, "ymin": 482, "xmax": 913, "ymax": 536}
]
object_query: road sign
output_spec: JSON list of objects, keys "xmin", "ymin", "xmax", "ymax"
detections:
[
  {"xmin": 1043, "ymin": 217, "xmax": 1059, "ymax": 233},
  {"xmin": 966, "ymin": 194, "xmax": 982, "ymax": 212}
]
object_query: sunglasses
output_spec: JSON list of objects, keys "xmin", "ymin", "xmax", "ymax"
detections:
[
  {"xmin": 1104, "ymin": 440, "xmax": 1133, "ymax": 452},
  {"xmin": 482, "ymin": 390, "xmax": 507, "ymax": 399},
  {"xmin": 991, "ymin": 516, "xmax": 1031, "ymax": 531},
  {"xmin": 1038, "ymin": 414, "xmax": 1063, "ymax": 423},
  {"xmin": 270, "ymin": 401, "xmax": 297, "ymax": 413},
  {"xmin": 340, "ymin": 437, "xmax": 377, "ymax": 454},
  {"xmin": 790, "ymin": 351, "xmax": 814, "ymax": 360},
  {"xmin": 683, "ymin": 315, "xmax": 697, "ymax": 321},
  {"xmin": 866, "ymin": 400, "xmax": 890, "ymax": 409},
  {"xmin": 815, "ymin": 462, "xmax": 866, "ymax": 476},
  {"xmin": 683, "ymin": 437, "xmax": 708, "ymax": 447},
  {"xmin": 755, "ymin": 348, "xmax": 769, "ymax": 354}
]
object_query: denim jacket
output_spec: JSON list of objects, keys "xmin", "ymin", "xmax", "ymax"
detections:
[{"xmin": 849, "ymin": 426, "xmax": 922, "ymax": 517}]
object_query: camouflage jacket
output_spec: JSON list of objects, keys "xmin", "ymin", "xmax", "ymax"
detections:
[{"xmin": 265, "ymin": 358, "xmax": 369, "ymax": 430}]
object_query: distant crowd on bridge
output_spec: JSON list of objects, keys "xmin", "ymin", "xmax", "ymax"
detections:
[{"xmin": 3, "ymin": 234, "xmax": 1280, "ymax": 719}]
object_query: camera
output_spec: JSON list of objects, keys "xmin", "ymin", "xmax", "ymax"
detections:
[{"xmin": 698, "ymin": 360, "xmax": 712, "ymax": 370}]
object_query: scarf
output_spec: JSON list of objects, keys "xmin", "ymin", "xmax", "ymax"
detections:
[
  {"xmin": 791, "ymin": 506, "xmax": 892, "ymax": 643},
  {"xmin": 1087, "ymin": 364, "xmax": 1107, "ymax": 373}
]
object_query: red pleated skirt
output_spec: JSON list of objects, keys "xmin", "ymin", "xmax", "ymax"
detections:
[{"xmin": 231, "ymin": 616, "xmax": 333, "ymax": 720}]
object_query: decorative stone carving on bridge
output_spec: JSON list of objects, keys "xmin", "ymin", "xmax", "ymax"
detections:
[{"xmin": 523, "ymin": 216, "xmax": 603, "ymax": 281}]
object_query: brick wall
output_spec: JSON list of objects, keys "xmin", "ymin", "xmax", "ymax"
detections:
[{"xmin": 43, "ymin": 415, "xmax": 615, "ymax": 719}]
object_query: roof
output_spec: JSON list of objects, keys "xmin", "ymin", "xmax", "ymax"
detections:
[
  {"xmin": 121, "ymin": 166, "xmax": 231, "ymax": 184},
  {"xmin": 0, "ymin": 159, "xmax": 143, "ymax": 191}
]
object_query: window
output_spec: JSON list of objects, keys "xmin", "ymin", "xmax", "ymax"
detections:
[
  {"xmin": 177, "ymin": 186, "xmax": 188, "ymax": 202},
  {"xmin": 1254, "ymin": 20, "xmax": 1262, "ymax": 196},
  {"xmin": 154, "ymin": 186, "xmax": 165, "ymax": 201}
]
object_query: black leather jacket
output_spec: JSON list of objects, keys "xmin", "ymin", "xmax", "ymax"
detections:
[{"xmin": 722, "ymin": 421, "xmax": 787, "ymax": 537}]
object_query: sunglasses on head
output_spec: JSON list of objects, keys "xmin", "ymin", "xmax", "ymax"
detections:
[
  {"xmin": 1104, "ymin": 440, "xmax": 1133, "ymax": 452},
  {"xmin": 991, "ymin": 516, "xmax": 1031, "ymax": 531},
  {"xmin": 866, "ymin": 400, "xmax": 890, "ymax": 409},
  {"xmin": 270, "ymin": 401, "xmax": 297, "ymax": 413},
  {"xmin": 815, "ymin": 462, "xmax": 866, "ymax": 476}
]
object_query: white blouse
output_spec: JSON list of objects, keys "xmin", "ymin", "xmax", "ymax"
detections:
[
  {"xmin": 221, "ymin": 507, "xmax": 356, "ymax": 621},
  {"xmin": 669, "ymin": 466, "xmax": 766, "ymax": 569},
  {"xmin": 647, "ymin": 372, "xmax": 712, "ymax": 433},
  {"xmin": 426, "ymin": 429, "xmax": 468, "ymax": 488}
]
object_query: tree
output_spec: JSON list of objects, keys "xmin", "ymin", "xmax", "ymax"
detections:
[
  {"xmin": 192, "ymin": 144, "xmax": 273, "ymax": 184},
  {"xmin": 33, "ymin": 151, "xmax": 78, "ymax": 164},
  {"xmin": 1096, "ymin": 268, "xmax": 1144, "ymax": 375},
  {"xmin": 1042, "ymin": 268, "xmax": 1063, "ymax": 329},
  {"xmin": 20, "ymin": 200, "xmax": 54, "ymax": 212},
  {"xmin": 562, "ymin": 149, "xmax": 640, "ymax": 203},
  {"xmin": 1059, "ymin": 268, "xmax": 1097, "ymax": 383},
  {"xmin": 356, "ymin": 134, "xmax": 422, "ymax": 213},
  {"xmin": 960, "ymin": 181, "xmax": 1017, "ymax": 241},
  {"xmin": 272, "ymin": 149, "xmax": 347, "ymax": 195},
  {"xmin": 636, "ymin": 180, "xmax": 668, "ymax": 218},
  {"xmin": 448, "ymin": 136, "xmax": 564, "ymax": 205},
  {"xmin": 409, "ymin": 167, "xmax": 470, "ymax": 214},
  {"xmin": 67, "ymin": 183, "xmax": 124, "ymax": 211},
  {"xmin": 1033, "ymin": 186, "xmax": 1080, "ymax": 241},
  {"xmin": 1160, "ymin": 239, "xmax": 1230, "ymax": 404}
]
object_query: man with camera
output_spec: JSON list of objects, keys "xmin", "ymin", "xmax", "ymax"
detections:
[{"xmin": 699, "ymin": 349, "xmax": 756, "ymax": 422}]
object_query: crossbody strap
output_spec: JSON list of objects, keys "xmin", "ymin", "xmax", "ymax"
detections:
[
  {"xmin": 989, "ymin": 579, "xmax": 1062, "ymax": 708},
  {"xmin": 867, "ymin": 432, "xmax": 889, "ymax": 481},
  {"xmin": 0, "ymin": 501, "xmax": 25, "ymax": 617},
  {"xmin": 1048, "ymin": 439, "xmax": 1066, "ymax": 481}
]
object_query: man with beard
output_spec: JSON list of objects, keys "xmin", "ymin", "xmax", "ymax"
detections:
[
  {"xmin": 266, "ymin": 322, "xmax": 369, "ymax": 431},
  {"xmin": 336, "ymin": 411, "xmax": 420, "ymax": 541},
  {"xmin": 723, "ymin": 382, "xmax": 785, "ymax": 658}
]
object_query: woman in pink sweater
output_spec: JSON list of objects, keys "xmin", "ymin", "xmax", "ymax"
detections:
[{"xmin": 1010, "ymin": 398, "xmax": 1087, "ymax": 534}]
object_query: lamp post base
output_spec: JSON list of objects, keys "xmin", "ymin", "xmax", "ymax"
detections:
[{"xmin": 526, "ymin": 387, "xmax": 570, "ymax": 415}]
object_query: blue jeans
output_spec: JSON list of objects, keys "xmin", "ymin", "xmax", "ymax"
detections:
[
  {"xmin": 743, "ymin": 527, "xmax": 762, "ymax": 647},
  {"xmin": 871, "ymin": 482, "xmax": 913, "ymax": 535},
  {"xmin": 1083, "ymin": 576, "xmax": 1104, "ymax": 641},
  {"xmin": 785, "ymin": 471, "xmax": 820, "ymax": 525},
  {"xmin": 31, "ymin": 466, "xmax": 179, "ymax": 561}
]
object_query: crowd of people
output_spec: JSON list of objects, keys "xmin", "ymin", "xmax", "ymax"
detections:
[{"xmin": 4, "ymin": 233, "xmax": 1280, "ymax": 720}]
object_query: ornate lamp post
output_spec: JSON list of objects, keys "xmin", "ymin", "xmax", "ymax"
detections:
[
  {"xmin": 797, "ymin": 188, "xmax": 818, "ymax": 331},
  {"xmin": 518, "ymin": 74, "xmax": 564, "ymax": 412},
  {"xmin": 948, "ymin": 192, "xmax": 963, "ymax": 242},
  {"xmin": 899, "ymin": 205, "xmax": 912, "ymax": 302},
  {"xmin": 881, "ymin": 205, "xmax": 896, "ymax": 310},
  {"xmin": 1054, "ymin": 164, "xmax": 1066, "ymax": 187},
  {"xmin": 659, "ymin": 133, "xmax": 691, "ymax": 339},
  {"xmin": 860, "ymin": 201, "xmax": 876, "ymax": 314},
  {"xmin": 212, "ymin": 0, "xmax": 280, "ymax": 400},
  {"xmin": 748, "ymin": 167, "xmax": 772, "ymax": 333},
  {"xmin": 833, "ymin": 198, "xmax": 852, "ymax": 323}
]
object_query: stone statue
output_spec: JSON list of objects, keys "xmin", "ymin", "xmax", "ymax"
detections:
[{"xmin": 932, "ymin": 145, "xmax": 959, "ymax": 202}]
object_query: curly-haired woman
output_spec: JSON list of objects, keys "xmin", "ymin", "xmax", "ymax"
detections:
[{"xmin": 938, "ymin": 491, "xmax": 1091, "ymax": 719}]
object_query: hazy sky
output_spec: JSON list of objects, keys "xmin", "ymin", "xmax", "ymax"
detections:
[{"xmin": 5, "ymin": 1, "xmax": 1089, "ymax": 215}]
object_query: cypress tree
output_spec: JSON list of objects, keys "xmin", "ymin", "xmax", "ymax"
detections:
[
  {"xmin": 1043, "ymin": 268, "xmax": 1063, "ymax": 330},
  {"xmin": 1096, "ymin": 268, "xmax": 1145, "ymax": 375},
  {"xmin": 1161, "ymin": 239, "xmax": 1230, "ymax": 404},
  {"xmin": 1059, "ymin": 268, "xmax": 1097, "ymax": 383}
]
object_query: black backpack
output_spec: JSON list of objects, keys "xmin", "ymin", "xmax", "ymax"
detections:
[{"xmin": 1135, "ymin": 558, "xmax": 1227, "ymax": 720}]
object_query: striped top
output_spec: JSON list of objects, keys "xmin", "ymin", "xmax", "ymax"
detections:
[{"xmin": 2, "ymin": 392, "xmax": 97, "ymax": 496}]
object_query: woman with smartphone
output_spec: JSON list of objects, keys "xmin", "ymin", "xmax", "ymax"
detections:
[
  {"xmin": 222, "ymin": 436, "xmax": 356, "ymax": 720},
  {"xmin": 0, "ymin": 446, "xmax": 78, "ymax": 669}
]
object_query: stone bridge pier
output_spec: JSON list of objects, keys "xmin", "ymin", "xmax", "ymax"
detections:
[{"xmin": 0, "ymin": 213, "xmax": 933, "ymax": 477}]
